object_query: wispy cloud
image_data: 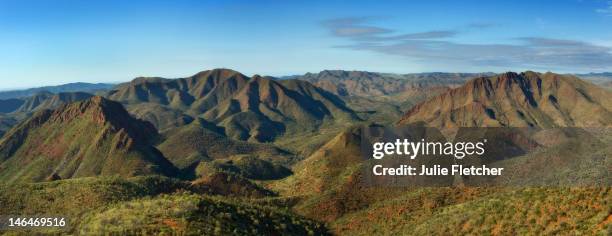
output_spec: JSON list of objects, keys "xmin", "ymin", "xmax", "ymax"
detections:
[
  {"xmin": 380, "ymin": 31, "xmax": 457, "ymax": 40},
  {"xmin": 596, "ymin": 1, "xmax": 612, "ymax": 15},
  {"xmin": 323, "ymin": 17, "xmax": 612, "ymax": 71},
  {"xmin": 322, "ymin": 17, "xmax": 455, "ymax": 40},
  {"xmin": 322, "ymin": 17, "xmax": 393, "ymax": 37}
]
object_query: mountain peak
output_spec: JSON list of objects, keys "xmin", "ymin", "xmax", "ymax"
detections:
[
  {"xmin": 0, "ymin": 96, "xmax": 175, "ymax": 182},
  {"xmin": 50, "ymin": 96, "xmax": 157, "ymax": 144},
  {"xmin": 192, "ymin": 68, "xmax": 245, "ymax": 80},
  {"xmin": 53, "ymin": 96, "xmax": 121, "ymax": 122}
]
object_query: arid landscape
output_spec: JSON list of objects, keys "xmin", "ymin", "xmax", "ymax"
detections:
[
  {"xmin": 0, "ymin": 68, "xmax": 610, "ymax": 235},
  {"xmin": 1, "ymin": 1, "xmax": 612, "ymax": 235}
]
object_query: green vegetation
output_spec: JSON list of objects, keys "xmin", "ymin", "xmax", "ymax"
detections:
[
  {"xmin": 0, "ymin": 175, "xmax": 329, "ymax": 235},
  {"xmin": 0, "ymin": 97, "xmax": 177, "ymax": 183},
  {"xmin": 0, "ymin": 176, "xmax": 187, "ymax": 216},
  {"xmin": 0, "ymin": 176, "xmax": 186, "ymax": 234},
  {"xmin": 191, "ymin": 171, "xmax": 275, "ymax": 198},
  {"xmin": 332, "ymin": 187, "xmax": 611, "ymax": 235},
  {"xmin": 271, "ymin": 121, "xmax": 612, "ymax": 235},
  {"xmin": 195, "ymin": 155, "xmax": 292, "ymax": 180},
  {"xmin": 79, "ymin": 193, "xmax": 328, "ymax": 235},
  {"xmin": 158, "ymin": 118, "xmax": 293, "ymax": 170}
]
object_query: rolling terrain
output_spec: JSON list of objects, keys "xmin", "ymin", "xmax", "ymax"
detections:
[{"xmin": 0, "ymin": 69, "xmax": 610, "ymax": 235}]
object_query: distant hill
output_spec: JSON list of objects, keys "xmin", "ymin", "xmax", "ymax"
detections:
[
  {"xmin": 0, "ymin": 91, "xmax": 95, "ymax": 139},
  {"xmin": 0, "ymin": 82, "xmax": 114, "ymax": 100},
  {"xmin": 0, "ymin": 99, "xmax": 23, "ymax": 113},
  {"xmin": 108, "ymin": 68, "xmax": 359, "ymax": 142},
  {"xmin": 288, "ymin": 70, "xmax": 494, "ymax": 124},
  {"xmin": 290, "ymin": 70, "xmax": 492, "ymax": 97},
  {"xmin": 0, "ymin": 96, "xmax": 177, "ymax": 183},
  {"xmin": 14, "ymin": 91, "xmax": 94, "ymax": 113},
  {"xmin": 399, "ymin": 72, "xmax": 612, "ymax": 129},
  {"xmin": 0, "ymin": 91, "xmax": 94, "ymax": 114},
  {"xmin": 575, "ymin": 72, "xmax": 612, "ymax": 83}
]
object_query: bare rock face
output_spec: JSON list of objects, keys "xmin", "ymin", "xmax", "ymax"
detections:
[{"xmin": 399, "ymin": 72, "xmax": 612, "ymax": 129}]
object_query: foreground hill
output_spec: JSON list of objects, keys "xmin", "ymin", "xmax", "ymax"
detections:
[
  {"xmin": 399, "ymin": 72, "xmax": 612, "ymax": 129},
  {"xmin": 79, "ymin": 193, "xmax": 328, "ymax": 235},
  {"xmin": 0, "ymin": 176, "xmax": 329, "ymax": 235},
  {"xmin": 0, "ymin": 96, "xmax": 177, "ymax": 182},
  {"xmin": 108, "ymin": 68, "xmax": 359, "ymax": 142}
]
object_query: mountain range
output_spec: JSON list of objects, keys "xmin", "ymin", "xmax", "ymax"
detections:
[
  {"xmin": 288, "ymin": 70, "xmax": 492, "ymax": 97},
  {"xmin": 0, "ymin": 91, "xmax": 94, "ymax": 114},
  {"xmin": 0, "ymin": 68, "xmax": 610, "ymax": 234},
  {"xmin": 107, "ymin": 69, "xmax": 359, "ymax": 141},
  {"xmin": 0, "ymin": 82, "xmax": 114, "ymax": 100}
]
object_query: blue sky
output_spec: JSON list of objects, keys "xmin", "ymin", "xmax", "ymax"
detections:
[{"xmin": 1, "ymin": 0, "xmax": 612, "ymax": 89}]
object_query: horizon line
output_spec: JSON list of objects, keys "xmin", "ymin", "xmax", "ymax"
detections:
[{"xmin": 0, "ymin": 68, "xmax": 610, "ymax": 91}]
